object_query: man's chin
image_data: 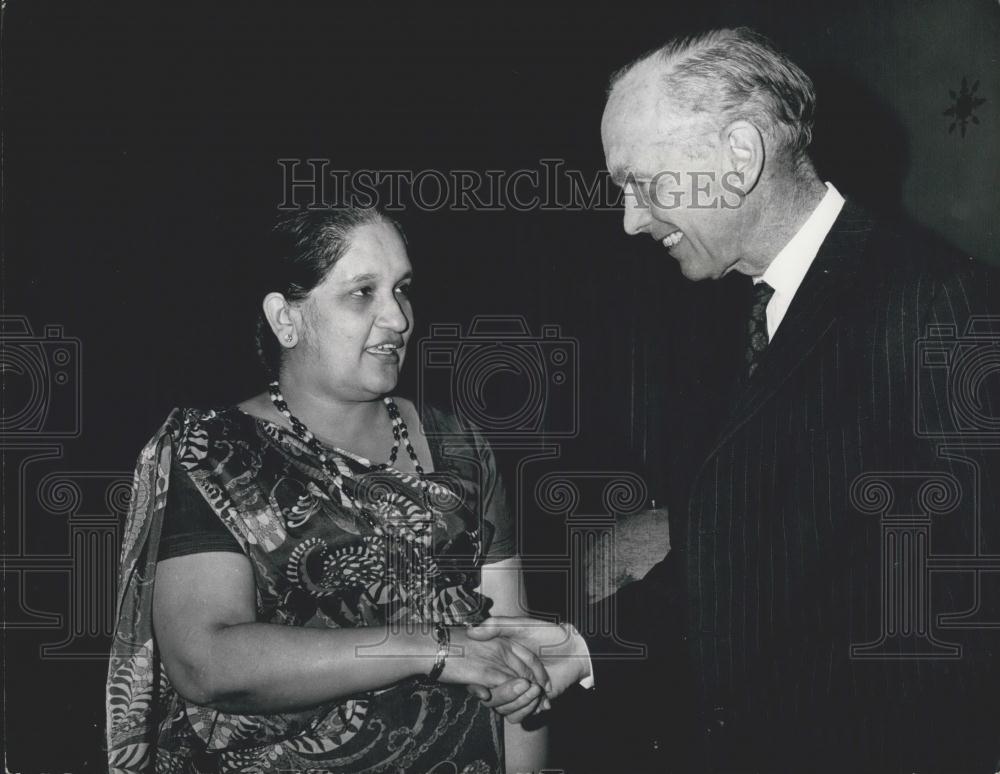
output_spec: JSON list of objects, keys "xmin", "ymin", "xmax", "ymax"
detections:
[
  {"xmin": 676, "ymin": 257, "xmax": 714, "ymax": 282},
  {"xmin": 673, "ymin": 250, "xmax": 729, "ymax": 282}
]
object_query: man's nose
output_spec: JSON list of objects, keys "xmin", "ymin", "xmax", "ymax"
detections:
[{"xmin": 623, "ymin": 198, "xmax": 652, "ymax": 235}]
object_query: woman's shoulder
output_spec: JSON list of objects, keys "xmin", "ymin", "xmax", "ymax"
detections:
[
  {"xmin": 397, "ymin": 398, "xmax": 495, "ymax": 463},
  {"xmin": 176, "ymin": 404, "xmax": 251, "ymax": 435},
  {"xmin": 394, "ymin": 398, "xmax": 471, "ymax": 439},
  {"xmin": 152, "ymin": 405, "xmax": 262, "ymax": 467},
  {"xmin": 235, "ymin": 392, "xmax": 285, "ymax": 424}
]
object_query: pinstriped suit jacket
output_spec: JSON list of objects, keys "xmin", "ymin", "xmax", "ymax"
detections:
[{"xmin": 589, "ymin": 203, "xmax": 1000, "ymax": 773}]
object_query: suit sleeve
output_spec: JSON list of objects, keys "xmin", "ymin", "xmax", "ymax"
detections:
[{"xmin": 582, "ymin": 547, "xmax": 687, "ymax": 686}]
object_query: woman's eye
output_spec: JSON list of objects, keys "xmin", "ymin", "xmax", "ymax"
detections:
[
  {"xmin": 350, "ymin": 287, "xmax": 373, "ymax": 298},
  {"xmin": 395, "ymin": 284, "xmax": 412, "ymax": 297}
]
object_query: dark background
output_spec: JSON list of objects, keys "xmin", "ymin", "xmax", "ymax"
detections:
[{"xmin": 4, "ymin": 1, "xmax": 997, "ymax": 770}]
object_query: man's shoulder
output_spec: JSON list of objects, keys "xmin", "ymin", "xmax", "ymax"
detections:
[
  {"xmin": 863, "ymin": 210, "xmax": 990, "ymax": 278},
  {"xmin": 837, "ymin": 204, "xmax": 997, "ymax": 300}
]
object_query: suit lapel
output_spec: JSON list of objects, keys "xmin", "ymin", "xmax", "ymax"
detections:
[{"xmin": 695, "ymin": 202, "xmax": 875, "ymax": 478}]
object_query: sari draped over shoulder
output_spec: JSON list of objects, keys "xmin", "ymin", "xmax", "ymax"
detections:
[{"xmin": 107, "ymin": 406, "xmax": 506, "ymax": 773}]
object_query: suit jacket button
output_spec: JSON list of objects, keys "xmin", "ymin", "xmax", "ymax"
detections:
[{"xmin": 651, "ymin": 739, "xmax": 661, "ymax": 752}]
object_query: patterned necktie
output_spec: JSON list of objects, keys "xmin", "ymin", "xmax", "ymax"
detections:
[{"xmin": 746, "ymin": 281, "xmax": 775, "ymax": 378}]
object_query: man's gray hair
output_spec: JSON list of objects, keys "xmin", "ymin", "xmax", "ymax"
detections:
[{"xmin": 610, "ymin": 27, "xmax": 817, "ymax": 168}]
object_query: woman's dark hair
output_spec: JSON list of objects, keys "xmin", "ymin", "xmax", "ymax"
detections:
[{"xmin": 255, "ymin": 206, "xmax": 404, "ymax": 379}]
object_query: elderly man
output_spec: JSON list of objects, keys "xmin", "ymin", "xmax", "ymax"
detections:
[{"xmin": 473, "ymin": 27, "xmax": 1000, "ymax": 773}]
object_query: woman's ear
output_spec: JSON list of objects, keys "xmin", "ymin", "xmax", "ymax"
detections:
[
  {"xmin": 722, "ymin": 119, "xmax": 765, "ymax": 196},
  {"xmin": 262, "ymin": 292, "xmax": 299, "ymax": 348}
]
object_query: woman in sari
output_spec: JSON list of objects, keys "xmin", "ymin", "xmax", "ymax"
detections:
[{"xmin": 107, "ymin": 207, "xmax": 549, "ymax": 772}]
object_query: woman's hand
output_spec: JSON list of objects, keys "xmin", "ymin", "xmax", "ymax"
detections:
[
  {"xmin": 464, "ymin": 617, "xmax": 592, "ymax": 718},
  {"xmin": 439, "ymin": 627, "xmax": 551, "ymax": 722}
]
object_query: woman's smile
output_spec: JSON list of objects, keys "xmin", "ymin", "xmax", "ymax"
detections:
[{"xmin": 365, "ymin": 341, "xmax": 403, "ymax": 361}]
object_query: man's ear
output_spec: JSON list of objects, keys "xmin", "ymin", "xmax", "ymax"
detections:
[
  {"xmin": 722, "ymin": 120, "xmax": 765, "ymax": 195},
  {"xmin": 262, "ymin": 292, "xmax": 300, "ymax": 348}
]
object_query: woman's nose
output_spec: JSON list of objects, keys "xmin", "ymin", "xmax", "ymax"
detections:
[{"xmin": 378, "ymin": 296, "xmax": 410, "ymax": 333}]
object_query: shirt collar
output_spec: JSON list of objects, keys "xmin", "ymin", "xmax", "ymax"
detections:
[{"xmin": 757, "ymin": 182, "xmax": 846, "ymax": 296}]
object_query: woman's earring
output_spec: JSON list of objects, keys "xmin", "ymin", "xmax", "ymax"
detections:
[{"xmin": 285, "ymin": 333, "xmax": 294, "ymax": 343}]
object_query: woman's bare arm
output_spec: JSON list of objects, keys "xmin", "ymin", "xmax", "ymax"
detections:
[
  {"xmin": 152, "ymin": 551, "xmax": 548, "ymax": 714},
  {"xmin": 480, "ymin": 555, "xmax": 550, "ymax": 774}
]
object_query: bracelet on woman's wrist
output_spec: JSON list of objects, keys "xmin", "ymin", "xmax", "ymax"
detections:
[{"xmin": 427, "ymin": 623, "xmax": 450, "ymax": 682}]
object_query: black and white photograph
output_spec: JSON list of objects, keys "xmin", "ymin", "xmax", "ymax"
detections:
[{"xmin": 3, "ymin": 2, "xmax": 999, "ymax": 772}]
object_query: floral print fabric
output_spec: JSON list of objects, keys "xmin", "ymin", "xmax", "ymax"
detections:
[{"xmin": 107, "ymin": 406, "xmax": 506, "ymax": 773}]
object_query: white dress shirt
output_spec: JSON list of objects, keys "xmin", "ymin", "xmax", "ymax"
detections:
[{"xmin": 755, "ymin": 182, "xmax": 846, "ymax": 339}]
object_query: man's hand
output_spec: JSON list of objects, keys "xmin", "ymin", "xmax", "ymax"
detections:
[
  {"xmin": 437, "ymin": 627, "xmax": 550, "ymax": 722},
  {"xmin": 464, "ymin": 616, "xmax": 592, "ymax": 718}
]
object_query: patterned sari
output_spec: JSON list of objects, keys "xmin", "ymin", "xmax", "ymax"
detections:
[{"xmin": 107, "ymin": 405, "xmax": 507, "ymax": 773}]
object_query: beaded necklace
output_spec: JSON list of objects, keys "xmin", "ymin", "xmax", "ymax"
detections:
[
  {"xmin": 267, "ymin": 383, "xmax": 448, "ymax": 675},
  {"xmin": 267, "ymin": 381, "xmax": 425, "ymax": 479}
]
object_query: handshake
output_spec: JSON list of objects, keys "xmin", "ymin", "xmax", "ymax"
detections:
[{"xmin": 440, "ymin": 617, "xmax": 592, "ymax": 724}]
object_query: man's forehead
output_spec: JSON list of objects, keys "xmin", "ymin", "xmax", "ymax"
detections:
[
  {"xmin": 603, "ymin": 84, "xmax": 708, "ymax": 182},
  {"xmin": 603, "ymin": 98, "xmax": 680, "ymax": 184},
  {"xmin": 604, "ymin": 77, "xmax": 685, "ymax": 147},
  {"xmin": 605, "ymin": 73, "xmax": 658, "ymax": 123},
  {"xmin": 610, "ymin": 60, "xmax": 682, "ymax": 110}
]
